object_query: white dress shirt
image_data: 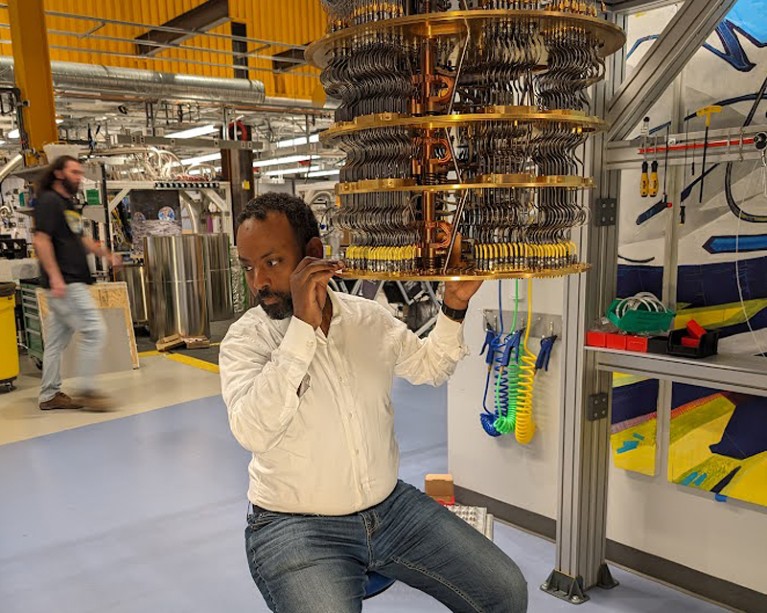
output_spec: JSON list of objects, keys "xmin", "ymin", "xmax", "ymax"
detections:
[{"xmin": 219, "ymin": 289, "xmax": 469, "ymax": 515}]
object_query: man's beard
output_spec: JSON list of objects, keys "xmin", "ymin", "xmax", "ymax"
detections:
[
  {"xmin": 62, "ymin": 178, "xmax": 79, "ymax": 196},
  {"xmin": 255, "ymin": 288, "xmax": 293, "ymax": 320}
]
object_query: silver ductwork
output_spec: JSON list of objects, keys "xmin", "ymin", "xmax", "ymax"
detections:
[{"xmin": 0, "ymin": 57, "xmax": 265, "ymax": 105}]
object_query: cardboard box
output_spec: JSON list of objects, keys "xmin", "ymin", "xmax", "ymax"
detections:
[{"xmin": 425, "ymin": 474, "xmax": 455, "ymax": 505}]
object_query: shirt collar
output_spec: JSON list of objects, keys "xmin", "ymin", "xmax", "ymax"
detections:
[{"xmin": 327, "ymin": 288, "xmax": 343, "ymax": 324}]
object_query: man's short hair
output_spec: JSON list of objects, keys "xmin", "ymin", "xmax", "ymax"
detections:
[{"xmin": 238, "ymin": 192, "xmax": 320, "ymax": 252}]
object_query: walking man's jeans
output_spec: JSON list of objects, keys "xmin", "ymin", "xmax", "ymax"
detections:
[
  {"xmin": 245, "ymin": 480, "xmax": 528, "ymax": 613},
  {"xmin": 40, "ymin": 283, "xmax": 106, "ymax": 403}
]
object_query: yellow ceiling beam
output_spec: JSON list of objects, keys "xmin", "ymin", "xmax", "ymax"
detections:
[
  {"xmin": 1, "ymin": 1, "xmax": 326, "ymax": 102},
  {"xmin": 8, "ymin": 0, "xmax": 58, "ymax": 165}
]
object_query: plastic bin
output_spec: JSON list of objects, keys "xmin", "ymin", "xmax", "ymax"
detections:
[
  {"xmin": 606, "ymin": 298, "xmax": 675, "ymax": 334},
  {"xmin": 0, "ymin": 282, "xmax": 19, "ymax": 391}
]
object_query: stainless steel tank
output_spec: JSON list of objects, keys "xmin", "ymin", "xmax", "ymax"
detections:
[
  {"xmin": 115, "ymin": 263, "xmax": 148, "ymax": 325},
  {"xmin": 144, "ymin": 235, "xmax": 209, "ymax": 341},
  {"xmin": 200, "ymin": 234, "xmax": 233, "ymax": 322}
]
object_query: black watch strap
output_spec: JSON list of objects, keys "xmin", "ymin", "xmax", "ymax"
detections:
[{"xmin": 441, "ymin": 302, "xmax": 468, "ymax": 322}]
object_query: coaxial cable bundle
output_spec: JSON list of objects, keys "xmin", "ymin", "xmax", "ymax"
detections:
[{"xmin": 306, "ymin": 1, "xmax": 624, "ymax": 280}]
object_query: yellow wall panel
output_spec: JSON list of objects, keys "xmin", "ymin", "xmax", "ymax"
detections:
[{"xmin": 0, "ymin": 0, "xmax": 325, "ymax": 99}]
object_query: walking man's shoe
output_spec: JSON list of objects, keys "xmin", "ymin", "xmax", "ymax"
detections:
[
  {"xmin": 73, "ymin": 392, "xmax": 116, "ymax": 412},
  {"xmin": 39, "ymin": 393, "xmax": 84, "ymax": 411}
]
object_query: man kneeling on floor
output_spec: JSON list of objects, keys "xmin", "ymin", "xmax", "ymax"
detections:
[{"xmin": 220, "ymin": 192, "xmax": 528, "ymax": 613}]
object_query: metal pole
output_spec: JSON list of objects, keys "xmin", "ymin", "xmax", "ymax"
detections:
[{"xmin": 543, "ymin": 11, "xmax": 627, "ymax": 605}]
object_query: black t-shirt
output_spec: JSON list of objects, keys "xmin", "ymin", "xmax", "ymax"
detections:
[{"xmin": 33, "ymin": 189, "xmax": 93, "ymax": 288}]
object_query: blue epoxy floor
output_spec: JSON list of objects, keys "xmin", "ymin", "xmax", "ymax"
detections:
[{"xmin": 0, "ymin": 381, "xmax": 726, "ymax": 613}]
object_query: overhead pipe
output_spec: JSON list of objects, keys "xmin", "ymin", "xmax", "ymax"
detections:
[
  {"xmin": 0, "ymin": 57, "xmax": 266, "ymax": 106},
  {"xmin": 0, "ymin": 153, "xmax": 22, "ymax": 182}
]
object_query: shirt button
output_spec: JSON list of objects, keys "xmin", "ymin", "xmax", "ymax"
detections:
[{"xmin": 355, "ymin": 449, "xmax": 360, "ymax": 456}]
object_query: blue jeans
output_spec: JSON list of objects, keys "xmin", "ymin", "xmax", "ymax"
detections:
[
  {"xmin": 40, "ymin": 283, "xmax": 106, "ymax": 402},
  {"xmin": 245, "ymin": 481, "xmax": 528, "ymax": 612}
]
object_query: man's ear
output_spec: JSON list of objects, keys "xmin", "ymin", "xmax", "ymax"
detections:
[{"xmin": 305, "ymin": 237, "xmax": 324, "ymax": 259}]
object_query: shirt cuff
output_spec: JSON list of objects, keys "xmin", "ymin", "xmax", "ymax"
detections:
[
  {"xmin": 431, "ymin": 312, "xmax": 470, "ymax": 360},
  {"xmin": 277, "ymin": 316, "xmax": 318, "ymax": 368}
]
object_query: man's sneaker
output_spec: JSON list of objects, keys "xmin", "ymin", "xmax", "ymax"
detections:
[
  {"xmin": 39, "ymin": 393, "xmax": 84, "ymax": 411},
  {"xmin": 73, "ymin": 392, "xmax": 116, "ymax": 412}
]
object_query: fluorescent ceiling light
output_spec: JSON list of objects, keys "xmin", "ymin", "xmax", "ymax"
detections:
[
  {"xmin": 305, "ymin": 169, "xmax": 340, "ymax": 178},
  {"xmin": 188, "ymin": 166, "xmax": 221, "ymax": 176},
  {"xmin": 277, "ymin": 134, "xmax": 321, "ymax": 148},
  {"xmin": 265, "ymin": 165, "xmax": 320, "ymax": 177},
  {"xmin": 166, "ymin": 124, "xmax": 218, "ymax": 139},
  {"xmin": 254, "ymin": 154, "xmax": 311, "ymax": 168},
  {"xmin": 180, "ymin": 152, "xmax": 222, "ymax": 166}
]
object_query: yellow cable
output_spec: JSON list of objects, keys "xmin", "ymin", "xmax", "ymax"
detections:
[{"xmin": 515, "ymin": 277, "xmax": 537, "ymax": 444}]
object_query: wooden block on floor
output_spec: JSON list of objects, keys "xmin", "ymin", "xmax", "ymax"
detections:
[
  {"xmin": 184, "ymin": 336, "xmax": 211, "ymax": 349},
  {"xmin": 156, "ymin": 334, "xmax": 185, "ymax": 352}
]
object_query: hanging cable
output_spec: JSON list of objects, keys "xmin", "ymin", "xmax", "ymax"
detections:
[
  {"xmin": 735, "ymin": 163, "xmax": 767, "ymax": 357},
  {"xmin": 724, "ymin": 73, "xmax": 767, "ymax": 223},
  {"xmin": 494, "ymin": 279, "xmax": 522, "ymax": 435},
  {"xmin": 480, "ymin": 328, "xmax": 503, "ymax": 437},
  {"xmin": 515, "ymin": 278, "xmax": 537, "ymax": 444}
]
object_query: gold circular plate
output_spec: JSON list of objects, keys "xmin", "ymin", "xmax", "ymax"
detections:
[
  {"xmin": 306, "ymin": 9, "xmax": 626, "ymax": 68},
  {"xmin": 336, "ymin": 263, "xmax": 591, "ymax": 282},
  {"xmin": 336, "ymin": 175, "xmax": 594, "ymax": 194},
  {"xmin": 321, "ymin": 108, "xmax": 608, "ymax": 142}
]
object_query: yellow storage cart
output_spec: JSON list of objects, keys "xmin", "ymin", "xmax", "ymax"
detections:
[{"xmin": 0, "ymin": 282, "xmax": 19, "ymax": 391}]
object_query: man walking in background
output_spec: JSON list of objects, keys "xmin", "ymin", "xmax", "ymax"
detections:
[{"xmin": 33, "ymin": 155, "xmax": 119, "ymax": 411}]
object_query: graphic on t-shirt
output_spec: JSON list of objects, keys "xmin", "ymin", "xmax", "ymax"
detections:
[{"xmin": 64, "ymin": 209, "xmax": 84, "ymax": 236}]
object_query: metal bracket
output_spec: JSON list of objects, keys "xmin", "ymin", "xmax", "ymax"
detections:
[
  {"xmin": 586, "ymin": 393, "xmax": 609, "ymax": 421},
  {"xmin": 541, "ymin": 570, "xmax": 589, "ymax": 605},
  {"xmin": 594, "ymin": 199, "xmax": 616, "ymax": 227},
  {"xmin": 597, "ymin": 563, "xmax": 619, "ymax": 590}
]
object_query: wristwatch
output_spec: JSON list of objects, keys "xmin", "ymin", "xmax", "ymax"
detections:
[{"xmin": 441, "ymin": 302, "xmax": 468, "ymax": 322}]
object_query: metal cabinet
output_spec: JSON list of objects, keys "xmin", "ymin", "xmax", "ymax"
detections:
[{"xmin": 20, "ymin": 282, "xmax": 43, "ymax": 369}]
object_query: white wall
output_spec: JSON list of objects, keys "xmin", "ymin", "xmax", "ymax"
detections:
[
  {"xmin": 447, "ymin": 280, "xmax": 767, "ymax": 596},
  {"xmin": 608, "ymin": 464, "xmax": 767, "ymax": 594},
  {"xmin": 449, "ymin": 278, "xmax": 564, "ymax": 521}
]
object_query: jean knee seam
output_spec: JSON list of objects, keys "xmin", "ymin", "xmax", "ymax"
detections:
[
  {"xmin": 248, "ymin": 540, "xmax": 279, "ymax": 612},
  {"xmin": 391, "ymin": 556, "xmax": 483, "ymax": 612}
]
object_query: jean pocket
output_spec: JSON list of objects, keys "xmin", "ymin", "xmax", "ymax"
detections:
[{"xmin": 246, "ymin": 511, "xmax": 282, "ymax": 531}]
